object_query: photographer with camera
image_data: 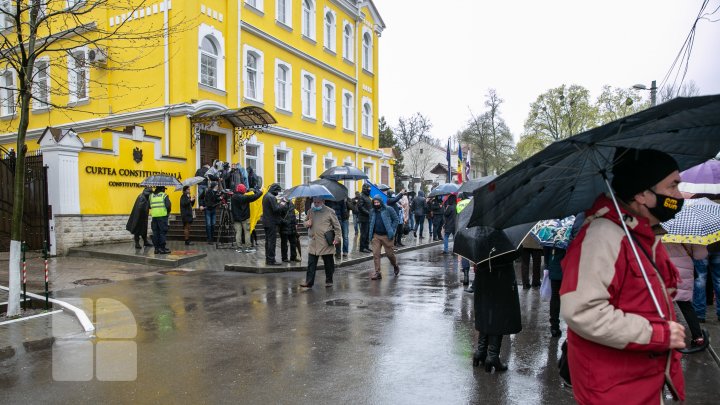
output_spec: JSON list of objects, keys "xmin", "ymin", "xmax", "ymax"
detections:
[
  {"xmin": 204, "ymin": 181, "xmax": 221, "ymax": 243},
  {"xmin": 231, "ymin": 184, "xmax": 263, "ymax": 253}
]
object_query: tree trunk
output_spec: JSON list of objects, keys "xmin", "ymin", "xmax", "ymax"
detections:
[{"xmin": 6, "ymin": 89, "xmax": 32, "ymax": 317}]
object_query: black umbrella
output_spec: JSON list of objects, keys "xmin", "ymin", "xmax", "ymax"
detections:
[
  {"xmin": 319, "ymin": 166, "xmax": 368, "ymax": 181},
  {"xmin": 457, "ymin": 175, "xmax": 497, "ymax": 194},
  {"xmin": 453, "ymin": 199, "xmax": 533, "ymax": 264},
  {"xmin": 140, "ymin": 175, "xmax": 182, "ymax": 187},
  {"xmin": 468, "ymin": 95, "xmax": 720, "ymax": 320},
  {"xmin": 428, "ymin": 182, "xmax": 459, "ymax": 197},
  {"xmin": 376, "ymin": 183, "xmax": 391, "ymax": 191},
  {"xmin": 310, "ymin": 178, "xmax": 348, "ymax": 201}
]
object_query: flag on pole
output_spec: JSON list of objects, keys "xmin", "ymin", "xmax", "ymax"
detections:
[
  {"xmin": 464, "ymin": 148, "xmax": 471, "ymax": 181},
  {"xmin": 446, "ymin": 138, "xmax": 452, "ymax": 183},
  {"xmin": 457, "ymin": 145, "xmax": 463, "ymax": 184}
]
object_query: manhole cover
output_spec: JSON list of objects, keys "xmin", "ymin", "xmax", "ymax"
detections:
[
  {"xmin": 73, "ymin": 278, "xmax": 111, "ymax": 286},
  {"xmin": 158, "ymin": 270, "xmax": 190, "ymax": 276},
  {"xmin": 326, "ymin": 299, "xmax": 364, "ymax": 307}
]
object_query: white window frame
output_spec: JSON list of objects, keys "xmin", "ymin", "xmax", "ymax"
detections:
[
  {"xmin": 275, "ymin": 0, "xmax": 292, "ymax": 27},
  {"xmin": 243, "ymin": 45, "xmax": 264, "ymax": 103},
  {"xmin": 198, "ymin": 24, "xmax": 226, "ymax": 91},
  {"xmin": 381, "ymin": 164, "xmax": 390, "ymax": 186},
  {"xmin": 67, "ymin": 47, "xmax": 89, "ymax": 103},
  {"xmin": 323, "ymin": 155, "xmax": 336, "ymax": 171},
  {"xmin": 1, "ymin": 68, "xmax": 16, "ymax": 117},
  {"xmin": 342, "ymin": 21, "xmax": 354, "ymax": 61},
  {"xmin": 301, "ymin": 151, "xmax": 316, "ymax": 184},
  {"xmin": 361, "ymin": 97, "xmax": 373, "ymax": 138},
  {"xmin": 245, "ymin": 0, "xmax": 263, "ymax": 12},
  {"xmin": 244, "ymin": 135, "xmax": 265, "ymax": 180},
  {"xmin": 66, "ymin": 0, "xmax": 86, "ymax": 10},
  {"xmin": 274, "ymin": 145, "xmax": 292, "ymax": 189},
  {"xmin": 342, "ymin": 89, "xmax": 354, "ymax": 131},
  {"xmin": 1, "ymin": 1, "xmax": 13, "ymax": 32},
  {"xmin": 362, "ymin": 27, "xmax": 373, "ymax": 72},
  {"xmin": 362, "ymin": 159, "xmax": 376, "ymax": 183},
  {"xmin": 323, "ymin": 7, "xmax": 336, "ymax": 52},
  {"xmin": 300, "ymin": 69, "xmax": 316, "ymax": 119},
  {"xmin": 32, "ymin": 57, "xmax": 50, "ymax": 110},
  {"xmin": 274, "ymin": 59, "xmax": 292, "ymax": 112},
  {"xmin": 301, "ymin": 0, "xmax": 315, "ymax": 40},
  {"xmin": 322, "ymin": 79, "xmax": 335, "ymax": 125}
]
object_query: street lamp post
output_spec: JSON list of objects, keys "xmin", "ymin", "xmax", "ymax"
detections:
[{"xmin": 632, "ymin": 80, "xmax": 657, "ymax": 107}]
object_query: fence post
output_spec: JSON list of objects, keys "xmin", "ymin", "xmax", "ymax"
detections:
[
  {"xmin": 21, "ymin": 241, "xmax": 27, "ymax": 310},
  {"xmin": 43, "ymin": 240, "xmax": 49, "ymax": 310}
]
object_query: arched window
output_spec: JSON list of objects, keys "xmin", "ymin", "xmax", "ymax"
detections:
[
  {"xmin": 301, "ymin": 0, "xmax": 315, "ymax": 39},
  {"xmin": 362, "ymin": 32, "xmax": 372, "ymax": 71},
  {"xmin": 362, "ymin": 101, "xmax": 372, "ymax": 137},
  {"xmin": 324, "ymin": 10, "xmax": 336, "ymax": 51},
  {"xmin": 200, "ymin": 36, "xmax": 219, "ymax": 88},
  {"xmin": 343, "ymin": 23, "xmax": 353, "ymax": 61}
]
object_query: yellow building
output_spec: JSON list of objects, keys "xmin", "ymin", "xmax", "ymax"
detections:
[{"xmin": 0, "ymin": 0, "xmax": 390, "ymax": 254}]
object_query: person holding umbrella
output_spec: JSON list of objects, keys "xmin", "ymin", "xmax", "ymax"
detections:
[
  {"xmin": 149, "ymin": 186, "xmax": 171, "ymax": 254},
  {"xmin": 126, "ymin": 187, "xmax": 153, "ymax": 249},
  {"xmin": 430, "ymin": 195, "xmax": 444, "ymax": 241},
  {"xmin": 262, "ymin": 183, "xmax": 285, "ymax": 265},
  {"xmin": 369, "ymin": 194, "xmax": 400, "ymax": 279},
  {"xmin": 357, "ymin": 184, "xmax": 373, "ymax": 253},
  {"xmin": 560, "ymin": 149, "xmax": 687, "ymax": 403},
  {"xmin": 300, "ymin": 197, "xmax": 341, "ymax": 288}
]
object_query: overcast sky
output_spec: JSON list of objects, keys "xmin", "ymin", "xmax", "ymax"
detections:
[{"xmin": 376, "ymin": 0, "xmax": 720, "ymax": 143}]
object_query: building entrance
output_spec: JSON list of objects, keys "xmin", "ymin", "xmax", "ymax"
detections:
[{"xmin": 200, "ymin": 133, "xmax": 220, "ymax": 167}]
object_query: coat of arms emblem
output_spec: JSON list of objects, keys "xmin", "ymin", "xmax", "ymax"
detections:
[{"xmin": 133, "ymin": 147, "xmax": 143, "ymax": 163}]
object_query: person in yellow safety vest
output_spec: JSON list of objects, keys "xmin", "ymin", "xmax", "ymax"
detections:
[
  {"xmin": 149, "ymin": 186, "xmax": 172, "ymax": 255},
  {"xmin": 456, "ymin": 195, "xmax": 473, "ymax": 289}
]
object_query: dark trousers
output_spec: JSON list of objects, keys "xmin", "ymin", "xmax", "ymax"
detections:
[
  {"xmin": 306, "ymin": 254, "xmax": 335, "ymax": 286},
  {"xmin": 204, "ymin": 209, "xmax": 216, "ymax": 241},
  {"xmin": 281, "ymin": 233, "xmax": 298, "ymax": 261},
  {"xmin": 432, "ymin": 216, "xmax": 443, "ymax": 240},
  {"xmin": 521, "ymin": 248, "xmax": 543, "ymax": 286},
  {"xmin": 359, "ymin": 220, "xmax": 370, "ymax": 250},
  {"xmin": 414, "ymin": 214, "xmax": 425, "ymax": 237},
  {"xmin": 151, "ymin": 216, "xmax": 168, "ymax": 248},
  {"xmin": 395, "ymin": 224, "xmax": 404, "ymax": 245},
  {"xmin": 677, "ymin": 300, "xmax": 703, "ymax": 340},
  {"xmin": 264, "ymin": 225, "xmax": 278, "ymax": 263},
  {"xmin": 550, "ymin": 279, "xmax": 562, "ymax": 330},
  {"xmin": 427, "ymin": 216, "xmax": 433, "ymax": 236}
]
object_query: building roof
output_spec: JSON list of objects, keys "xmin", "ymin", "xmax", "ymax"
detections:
[{"xmin": 429, "ymin": 163, "xmax": 458, "ymax": 175}]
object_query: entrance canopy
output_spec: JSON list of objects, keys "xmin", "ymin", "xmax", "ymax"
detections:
[{"xmin": 190, "ymin": 106, "xmax": 277, "ymax": 152}]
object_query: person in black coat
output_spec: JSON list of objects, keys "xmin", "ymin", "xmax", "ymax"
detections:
[
  {"xmin": 442, "ymin": 194, "xmax": 457, "ymax": 253},
  {"xmin": 357, "ymin": 184, "xmax": 372, "ymax": 253},
  {"xmin": 279, "ymin": 198, "xmax": 300, "ymax": 262},
  {"xmin": 262, "ymin": 183, "xmax": 285, "ymax": 265},
  {"xmin": 430, "ymin": 196, "xmax": 444, "ymax": 241},
  {"xmin": 180, "ymin": 186, "xmax": 195, "ymax": 245},
  {"xmin": 411, "ymin": 190, "xmax": 427, "ymax": 238},
  {"xmin": 204, "ymin": 182, "xmax": 221, "ymax": 243},
  {"xmin": 126, "ymin": 187, "xmax": 153, "ymax": 249},
  {"xmin": 472, "ymin": 254, "xmax": 522, "ymax": 373},
  {"xmin": 386, "ymin": 190, "xmax": 406, "ymax": 247},
  {"xmin": 231, "ymin": 184, "xmax": 263, "ymax": 252}
]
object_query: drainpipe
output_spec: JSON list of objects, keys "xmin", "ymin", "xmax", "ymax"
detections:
[
  {"xmin": 237, "ymin": 0, "xmax": 242, "ymax": 109},
  {"xmin": 163, "ymin": 0, "xmax": 170, "ymax": 155},
  {"xmin": 354, "ymin": 2, "xmax": 361, "ymax": 169}
]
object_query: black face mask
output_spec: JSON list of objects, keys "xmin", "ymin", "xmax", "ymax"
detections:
[
  {"xmin": 646, "ymin": 191, "xmax": 684, "ymax": 222},
  {"xmin": 373, "ymin": 204, "xmax": 381, "ymax": 210}
]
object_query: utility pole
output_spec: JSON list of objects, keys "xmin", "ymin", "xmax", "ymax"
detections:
[{"xmin": 650, "ymin": 80, "xmax": 657, "ymax": 107}]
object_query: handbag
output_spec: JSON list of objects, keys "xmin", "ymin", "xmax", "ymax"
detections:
[
  {"xmin": 558, "ymin": 339, "xmax": 571, "ymax": 386},
  {"xmin": 403, "ymin": 223, "xmax": 410, "ymax": 235},
  {"xmin": 324, "ymin": 230, "xmax": 335, "ymax": 246}
]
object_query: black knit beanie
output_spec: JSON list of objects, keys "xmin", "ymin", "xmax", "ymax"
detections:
[{"xmin": 610, "ymin": 148, "xmax": 679, "ymax": 202}]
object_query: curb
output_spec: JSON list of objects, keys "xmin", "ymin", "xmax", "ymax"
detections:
[
  {"xmin": 224, "ymin": 240, "xmax": 444, "ymax": 273},
  {"xmin": 68, "ymin": 248, "xmax": 207, "ymax": 268}
]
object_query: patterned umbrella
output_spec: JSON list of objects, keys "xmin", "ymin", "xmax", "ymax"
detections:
[
  {"xmin": 661, "ymin": 198, "xmax": 720, "ymax": 245},
  {"xmin": 530, "ymin": 216, "xmax": 576, "ymax": 249},
  {"xmin": 140, "ymin": 174, "xmax": 182, "ymax": 187}
]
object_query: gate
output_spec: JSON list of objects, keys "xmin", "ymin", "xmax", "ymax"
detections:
[{"xmin": 0, "ymin": 146, "xmax": 50, "ymax": 251}]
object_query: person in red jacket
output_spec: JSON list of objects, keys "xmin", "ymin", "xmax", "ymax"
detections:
[{"xmin": 560, "ymin": 148, "xmax": 686, "ymax": 404}]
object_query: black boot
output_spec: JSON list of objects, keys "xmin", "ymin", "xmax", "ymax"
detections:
[
  {"xmin": 462, "ymin": 268, "xmax": 470, "ymax": 286},
  {"xmin": 143, "ymin": 236, "xmax": 153, "ymax": 247},
  {"xmin": 484, "ymin": 335, "xmax": 508, "ymax": 372},
  {"xmin": 472, "ymin": 335, "xmax": 488, "ymax": 367},
  {"xmin": 134, "ymin": 235, "xmax": 142, "ymax": 249}
]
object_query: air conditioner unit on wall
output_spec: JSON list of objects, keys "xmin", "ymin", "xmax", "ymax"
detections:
[{"xmin": 87, "ymin": 48, "xmax": 107, "ymax": 66}]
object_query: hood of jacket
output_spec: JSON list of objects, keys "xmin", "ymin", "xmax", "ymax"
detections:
[
  {"xmin": 372, "ymin": 195, "xmax": 386, "ymax": 208},
  {"xmin": 417, "ymin": 191, "xmax": 425, "ymax": 198},
  {"xmin": 268, "ymin": 183, "xmax": 282, "ymax": 195}
]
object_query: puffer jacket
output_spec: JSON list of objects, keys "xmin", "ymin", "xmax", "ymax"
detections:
[
  {"xmin": 369, "ymin": 197, "xmax": 399, "ymax": 240},
  {"xmin": 664, "ymin": 242, "xmax": 708, "ymax": 302},
  {"xmin": 411, "ymin": 191, "xmax": 427, "ymax": 216},
  {"xmin": 560, "ymin": 194, "xmax": 684, "ymax": 404}
]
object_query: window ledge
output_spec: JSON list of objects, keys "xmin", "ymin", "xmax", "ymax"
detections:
[
  {"xmin": 301, "ymin": 116, "xmax": 317, "ymax": 124},
  {"xmin": 362, "ymin": 68, "xmax": 374, "ymax": 77},
  {"xmin": 275, "ymin": 20, "xmax": 293, "ymax": 32},
  {"xmin": 323, "ymin": 122, "xmax": 336, "ymax": 129},
  {"xmin": 0, "ymin": 113, "xmax": 16, "ymax": 121},
  {"xmin": 274, "ymin": 107, "xmax": 292, "ymax": 116},
  {"xmin": 244, "ymin": 4, "xmax": 264, "ymax": 16},
  {"xmin": 324, "ymin": 47, "xmax": 337, "ymax": 56},
  {"xmin": 342, "ymin": 128, "xmax": 355, "ymax": 135},
  {"xmin": 243, "ymin": 97, "xmax": 265, "ymax": 108},
  {"xmin": 32, "ymin": 106, "xmax": 51, "ymax": 114},
  {"xmin": 199, "ymin": 83, "xmax": 227, "ymax": 96},
  {"xmin": 343, "ymin": 57, "xmax": 354, "ymax": 66},
  {"xmin": 67, "ymin": 98, "xmax": 90, "ymax": 108},
  {"xmin": 361, "ymin": 134, "xmax": 374, "ymax": 140},
  {"xmin": 302, "ymin": 35, "xmax": 316, "ymax": 45}
]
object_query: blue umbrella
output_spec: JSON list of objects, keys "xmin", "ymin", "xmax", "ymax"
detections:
[
  {"xmin": 428, "ymin": 182, "xmax": 459, "ymax": 197},
  {"xmin": 282, "ymin": 184, "xmax": 333, "ymax": 200}
]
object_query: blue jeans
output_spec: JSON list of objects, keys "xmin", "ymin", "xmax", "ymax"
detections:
[
  {"xmin": 414, "ymin": 215, "xmax": 425, "ymax": 237},
  {"xmin": 443, "ymin": 232, "xmax": 453, "ymax": 253},
  {"xmin": 427, "ymin": 217, "xmax": 433, "ymax": 236},
  {"xmin": 205, "ymin": 209, "xmax": 216, "ymax": 241},
  {"xmin": 353, "ymin": 213, "xmax": 359, "ymax": 233},
  {"xmin": 693, "ymin": 254, "xmax": 720, "ymax": 319},
  {"xmin": 408, "ymin": 214, "xmax": 415, "ymax": 232},
  {"xmin": 335, "ymin": 219, "xmax": 349, "ymax": 254},
  {"xmin": 461, "ymin": 257, "xmax": 470, "ymax": 270}
]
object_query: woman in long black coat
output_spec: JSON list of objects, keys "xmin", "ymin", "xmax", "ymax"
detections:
[
  {"xmin": 472, "ymin": 253, "xmax": 522, "ymax": 372},
  {"xmin": 126, "ymin": 187, "xmax": 153, "ymax": 249}
]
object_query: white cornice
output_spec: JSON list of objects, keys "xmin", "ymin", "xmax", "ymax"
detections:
[{"xmin": 266, "ymin": 125, "xmax": 383, "ymax": 158}]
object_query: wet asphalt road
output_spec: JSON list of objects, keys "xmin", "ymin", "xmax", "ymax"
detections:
[{"xmin": 2, "ymin": 245, "xmax": 720, "ymax": 404}]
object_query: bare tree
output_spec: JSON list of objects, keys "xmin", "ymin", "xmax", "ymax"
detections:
[
  {"xmin": 0, "ymin": 0, "xmax": 190, "ymax": 316},
  {"xmin": 660, "ymin": 80, "xmax": 701, "ymax": 103},
  {"xmin": 459, "ymin": 90, "xmax": 514, "ymax": 176},
  {"xmin": 394, "ymin": 112, "xmax": 432, "ymax": 150}
]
